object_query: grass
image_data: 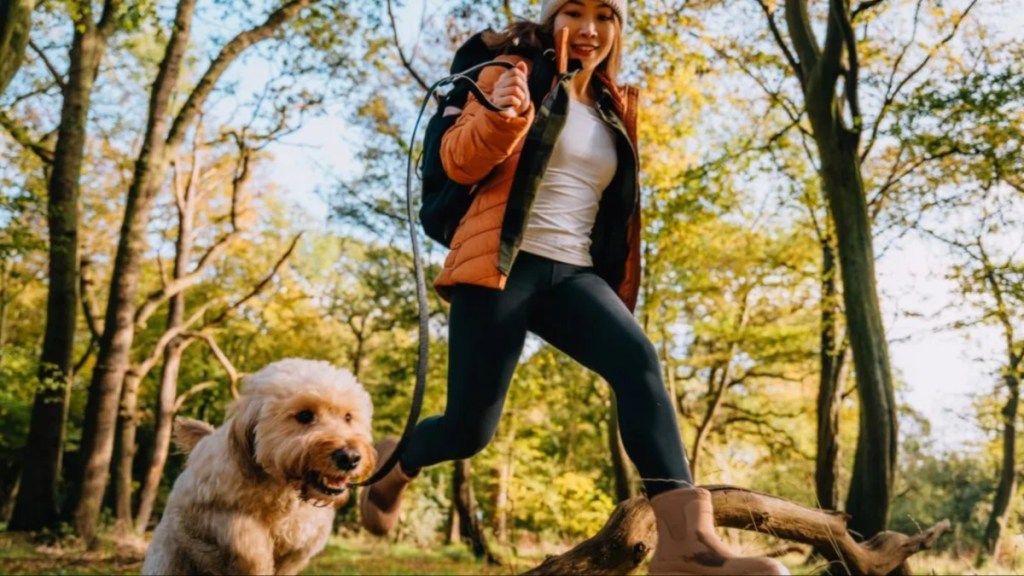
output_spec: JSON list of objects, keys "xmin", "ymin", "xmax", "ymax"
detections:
[{"xmin": 1, "ymin": 529, "xmax": 1021, "ymax": 575}]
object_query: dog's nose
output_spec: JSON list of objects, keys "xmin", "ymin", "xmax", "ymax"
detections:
[{"xmin": 331, "ymin": 448, "xmax": 361, "ymax": 471}]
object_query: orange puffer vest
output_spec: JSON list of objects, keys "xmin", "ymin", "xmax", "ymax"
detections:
[{"xmin": 434, "ymin": 47, "xmax": 642, "ymax": 312}]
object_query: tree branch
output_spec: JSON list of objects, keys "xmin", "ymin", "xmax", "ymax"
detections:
[
  {"xmin": 861, "ymin": 0, "xmax": 980, "ymax": 161},
  {"xmin": 525, "ymin": 489, "xmax": 950, "ymax": 575},
  {"xmin": 386, "ymin": 0, "xmax": 430, "ymax": 93},
  {"xmin": 134, "ymin": 229, "xmax": 240, "ymax": 328},
  {"xmin": 203, "ymin": 233, "xmax": 303, "ymax": 328},
  {"xmin": 833, "ymin": 0, "xmax": 862, "ymax": 136},
  {"xmin": 28, "ymin": 40, "xmax": 66, "ymax": 92},
  {"xmin": 96, "ymin": 0, "xmax": 122, "ymax": 39},
  {"xmin": 166, "ymin": 0, "xmax": 317, "ymax": 150},
  {"xmin": 852, "ymin": 0, "xmax": 886, "ymax": 20},
  {"xmin": 754, "ymin": 0, "xmax": 804, "ymax": 86},
  {"xmin": 187, "ymin": 332, "xmax": 241, "ymax": 399},
  {"xmin": 79, "ymin": 256, "xmax": 103, "ymax": 340},
  {"xmin": 0, "ymin": 110, "xmax": 55, "ymax": 164},
  {"xmin": 173, "ymin": 380, "xmax": 217, "ymax": 412},
  {"xmin": 818, "ymin": 0, "xmax": 846, "ymax": 93},
  {"xmin": 783, "ymin": 0, "xmax": 820, "ymax": 79}
]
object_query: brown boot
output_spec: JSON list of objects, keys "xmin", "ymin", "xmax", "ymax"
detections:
[
  {"xmin": 648, "ymin": 487, "xmax": 789, "ymax": 575},
  {"xmin": 359, "ymin": 437, "xmax": 416, "ymax": 536}
]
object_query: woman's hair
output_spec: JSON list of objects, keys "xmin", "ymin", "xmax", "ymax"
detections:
[{"xmin": 481, "ymin": 15, "xmax": 622, "ymax": 84}]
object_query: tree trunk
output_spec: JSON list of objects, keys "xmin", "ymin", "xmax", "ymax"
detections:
[
  {"xmin": 0, "ymin": 0, "xmax": 34, "ymax": 95},
  {"xmin": 0, "ymin": 461, "xmax": 21, "ymax": 523},
  {"xmin": 453, "ymin": 459, "xmax": 500, "ymax": 565},
  {"xmin": 690, "ymin": 366, "xmax": 725, "ymax": 481},
  {"xmin": 821, "ymin": 138, "xmax": 897, "ymax": 538},
  {"xmin": 133, "ymin": 157, "xmax": 195, "ymax": 532},
  {"xmin": 134, "ymin": 337, "xmax": 185, "ymax": 532},
  {"xmin": 68, "ymin": 0, "xmax": 319, "ymax": 542},
  {"xmin": 816, "ymin": 235, "xmax": 846, "ymax": 511},
  {"xmin": 492, "ymin": 454, "xmax": 512, "ymax": 543},
  {"xmin": 112, "ymin": 371, "xmax": 142, "ymax": 531},
  {"xmin": 9, "ymin": 12, "xmax": 111, "ymax": 531},
  {"xmin": 446, "ymin": 499, "xmax": 461, "ymax": 545},
  {"xmin": 0, "ymin": 260, "xmax": 10, "ymax": 369},
  {"xmin": 67, "ymin": 0, "xmax": 197, "ymax": 542},
  {"xmin": 782, "ymin": 0, "xmax": 899, "ymax": 537},
  {"xmin": 608, "ymin": 400, "xmax": 636, "ymax": 502},
  {"xmin": 982, "ymin": 363, "xmax": 1020, "ymax": 558}
]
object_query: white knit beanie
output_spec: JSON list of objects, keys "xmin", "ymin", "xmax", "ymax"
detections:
[{"xmin": 540, "ymin": 0, "xmax": 628, "ymax": 28}]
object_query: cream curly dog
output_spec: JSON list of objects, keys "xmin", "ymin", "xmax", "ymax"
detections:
[{"xmin": 143, "ymin": 359, "xmax": 376, "ymax": 575}]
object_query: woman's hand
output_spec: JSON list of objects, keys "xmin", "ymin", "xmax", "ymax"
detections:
[{"xmin": 490, "ymin": 61, "xmax": 531, "ymax": 118}]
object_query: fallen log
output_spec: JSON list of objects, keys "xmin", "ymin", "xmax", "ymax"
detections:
[{"xmin": 524, "ymin": 485, "xmax": 950, "ymax": 576}]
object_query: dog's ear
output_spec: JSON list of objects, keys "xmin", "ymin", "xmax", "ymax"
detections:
[
  {"xmin": 228, "ymin": 394, "xmax": 263, "ymax": 476},
  {"xmin": 173, "ymin": 417, "xmax": 215, "ymax": 454}
]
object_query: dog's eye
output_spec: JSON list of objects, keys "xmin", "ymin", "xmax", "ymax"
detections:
[
  {"xmin": 344, "ymin": 413, "xmax": 353, "ymax": 423},
  {"xmin": 295, "ymin": 410, "xmax": 315, "ymax": 424}
]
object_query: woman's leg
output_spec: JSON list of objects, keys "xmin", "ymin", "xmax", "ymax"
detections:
[
  {"xmin": 400, "ymin": 255, "xmax": 551, "ymax": 472},
  {"xmin": 530, "ymin": 268, "xmax": 788, "ymax": 575},
  {"xmin": 528, "ymin": 268, "xmax": 692, "ymax": 496},
  {"xmin": 363, "ymin": 256, "xmax": 549, "ymax": 536}
]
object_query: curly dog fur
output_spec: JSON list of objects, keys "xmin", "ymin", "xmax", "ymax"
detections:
[{"xmin": 143, "ymin": 359, "xmax": 376, "ymax": 575}]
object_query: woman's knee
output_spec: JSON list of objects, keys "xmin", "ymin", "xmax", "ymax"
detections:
[
  {"xmin": 443, "ymin": 417, "xmax": 497, "ymax": 460},
  {"xmin": 613, "ymin": 332, "xmax": 662, "ymax": 378}
]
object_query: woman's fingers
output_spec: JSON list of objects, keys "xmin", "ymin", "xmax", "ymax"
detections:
[{"xmin": 492, "ymin": 64, "xmax": 530, "ymax": 117}]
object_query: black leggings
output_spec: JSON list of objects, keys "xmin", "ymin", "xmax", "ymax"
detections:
[{"xmin": 400, "ymin": 251, "xmax": 693, "ymax": 497}]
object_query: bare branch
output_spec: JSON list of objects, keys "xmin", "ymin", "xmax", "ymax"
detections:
[
  {"xmin": 754, "ymin": 0, "xmax": 804, "ymax": 86},
  {"xmin": 386, "ymin": 0, "xmax": 430, "ymax": 93},
  {"xmin": 28, "ymin": 40, "xmax": 66, "ymax": 92},
  {"xmin": 187, "ymin": 332, "xmax": 241, "ymax": 399},
  {"xmin": 166, "ymin": 0, "xmax": 317, "ymax": 150},
  {"xmin": 525, "ymin": 490, "xmax": 950, "ymax": 575},
  {"xmin": 97, "ymin": 0, "xmax": 123, "ymax": 39},
  {"xmin": 0, "ymin": 110, "xmax": 55, "ymax": 164},
  {"xmin": 203, "ymin": 233, "xmax": 303, "ymax": 328},
  {"xmin": 130, "ymin": 301, "xmax": 216, "ymax": 384},
  {"xmin": 134, "ymin": 230, "xmax": 240, "ymax": 328},
  {"xmin": 852, "ymin": 0, "xmax": 886, "ymax": 20},
  {"xmin": 73, "ymin": 338, "xmax": 98, "ymax": 377},
  {"xmin": 173, "ymin": 380, "xmax": 217, "ymax": 412},
  {"xmin": 861, "ymin": 0, "xmax": 980, "ymax": 161}
]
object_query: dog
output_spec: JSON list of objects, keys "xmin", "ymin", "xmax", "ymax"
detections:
[{"xmin": 143, "ymin": 359, "xmax": 376, "ymax": 575}]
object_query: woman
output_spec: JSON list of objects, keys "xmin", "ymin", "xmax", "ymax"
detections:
[{"xmin": 361, "ymin": 1, "xmax": 787, "ymax": 574}]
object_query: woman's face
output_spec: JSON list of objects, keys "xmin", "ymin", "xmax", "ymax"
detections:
[{"xmin": 553, "ymin": 0, "xmax": 618, "ymax": 73}]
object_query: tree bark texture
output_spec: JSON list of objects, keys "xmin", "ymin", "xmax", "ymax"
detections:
[
  {"xmin": 982, "ymin": 356, "xmax": 1021, "ymax": 556},
  {"xmin": 524, "ymin": 487, "xmax": 949, "ymax": 576},
  {"xmin": 133, "ymin": 338, "xmax": 186, "ymax": 532},
  {"xmin": 0, "ymin": 0, "xmax": 33, "ymax": 94},
  {"xmin": 816, "ymin": 235, "xmax": 845, "ymax": 512},
  {"xmin": 608, "ymin": 400, "xmax": 637, "ymax": 502},
  {"xmin": 453, "ymin": 459, "xmax": 500, "ymax": 566},
  {"xmin": 9, "ymin": 3, "xmax": 115, "ymax": 530}
]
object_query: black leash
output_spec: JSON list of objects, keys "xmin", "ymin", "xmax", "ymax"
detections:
[{"xmin": 352, "ymin": 61, "xmax": 514, "ymax": 488}]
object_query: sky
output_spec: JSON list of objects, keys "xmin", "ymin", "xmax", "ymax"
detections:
[{"xmin": 253, "ymin": 0, "xmax": 1017, "ymax": 455}]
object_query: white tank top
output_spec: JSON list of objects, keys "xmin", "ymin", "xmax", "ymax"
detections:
[{"xmin": 519, "ymin": 101, "xmax": 618, "ymax": 267}]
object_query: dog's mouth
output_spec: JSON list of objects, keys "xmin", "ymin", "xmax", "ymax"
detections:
[{"xmin": 306, "ymin": 471, "xmax": 350, "ymax": 496}]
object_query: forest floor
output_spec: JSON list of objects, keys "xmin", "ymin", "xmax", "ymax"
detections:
[{"xmin": 0, "ymin": 529, "xmax": 1021, "ymax": 575}]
